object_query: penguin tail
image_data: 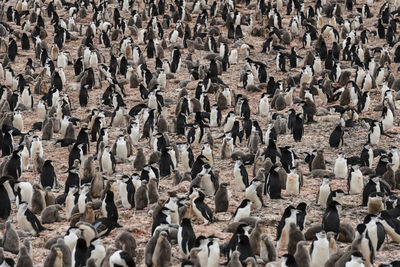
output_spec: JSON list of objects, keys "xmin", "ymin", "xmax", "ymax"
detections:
[
  {"xmin": 211, "ymin": 217, "xmax": 219, "ymax": 223},
  {"xmin": 382, "ymin": 132, "xmax": 393, "ymax": 138},
  {"xmin": 39, "ymin": 226, "xmax": 52, "ymax": 233}
]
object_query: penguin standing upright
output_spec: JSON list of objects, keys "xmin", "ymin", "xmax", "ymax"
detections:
[
  {"xmin": 101, "ymin": 190, "xmax": 120, "ymax": 226},
  {"xmin": 6, "ymin": 149, "xmax": 22, "ymax": 180},
  {"xmin": 348, "ymin": 165, "xmax": 364, "ymax": 194},
  {"xmin": 329, "ymin": 125, "xmax": 344, "ymax": 148},
  {"xmin": 232, "ymin": 199, "xmax": 252, "ymax": 222},
  {"xmin": 276, "ymin": 205, "xmax": 298, "ymax": 251},
  {"xmin": 101, "ymin": 146, "xmax": 116, "ymax": 174},
  {"xmin": 277, "ymin": 52, "xmax": 287, "ymax": 72},
  {"xmin": 190, "ymin": 188, "xmax": 214, "ymax": 224},
  {"xmin": 234, "ymin": 160, "xmax": 249, "ymax": 191},
  {"xmin": 322, "ymin": 201, "xmax": 340, "ymax": 237},
  {"xmin": 72, "ymin": 238, "xmax": 88, "ymax": 267},
  {"xmin": 259, "ymin": 93, "xmax": 270, "ymax": 117},
  {"xmin": 64, "ymin": 167, "xmax": 80, "ymax": 195},
  {"xmin": 245, "ymin": 180, "xmax": 264, "ymax": 210},
  {"xmin": 265, "ymin": 165, "xmax": 282, "ymax": 199},
  {"xmin": 334, "ymin": 153, "xmax": 348, "ymax": 179},
  {"xmin": 119, "ymin": 175, "xmax": 135, "ymax": 209},
  {"xmin": 310, "ymin": 231, "xmax": 330, "ymax": 267},
  {"xmin": 40, "ymin": 160, "xmax": 57, "ymax": 189},
  {"xmin": 364, "ymin": 214, "xmax": 385, "ymax": 253},
  {"xmin": 286, "ymin": 168, "xmax": 300, "ymax": 195},
  {"xmin": 178, "ymin": 218, "xmax": 196, "ymax": 257},
  {"xmin": 293, "ymin": 113, "xmax": 304, "ymax": 142},
  {"xmin": 159, "ymin": 147, "xmax": 174, "ymax": 177},
  {"xmin": 2, "ymin": 129, "xmax": 14, "ymax": 157},
  {"xmin": 354, "ymin": 223, "xmax": 374, "ymax": 267},
  {"xmin": 0, "ymin": 177, "xmax": 12, "ymax": 220},
  {"xmin": 151, "ymin": 207, "xmax": 172, "ymax": 234}
]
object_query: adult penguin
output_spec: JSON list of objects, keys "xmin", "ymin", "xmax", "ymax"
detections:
[
  {"xmin": 159, "ymin": 147, "xmax": 174, "ymax": 177},
  {"xmin": 2, "ymin": 129, "xmax": 14, "ymax": 157},
  {"xmin": 190, "ymin": 187, "xmax": 214, "ymax": 224},
  {"xmin": 64, "ymin": 167, "xmax": 80, "ymax": 195},
  {"xmin": 6, "ymin": 149, "xmax": 22, "ymax": 180},
  {"xmin": 233, "ymin": 160, "xmax": 249, "ymax": 191},
  {"xmin": 178, "ymin": 218, "xmax": 196, "ymax": 257},
  {"xmin": 101, "ymin": 190, "xmax": 120, "ymax": 227},
  {"xmin": 364, "ymin": 214, "xmax": 385, "ymax": 253},
  {"xmin": 17, "ymin": 202, "xmax": 47, "ymax": 236},
  {"xmin": 293, "ymin": 113, "xmax": 304, "ymax": 142},
  {"xmin": 8, "ymin": 38, "xmax": 17, "ymax": 62},
  {"xmin": 322, "ymin": 201, "xmax": 340, "ymax": 237},
  {"xmin": 276, "ymin": 205, "xmax": 298, "ymax": 251},
  {"xmin": 236, "ymin": 233, "xmax": 255, "ymax": 265},
  {"xmin": 265, "ymin": 165, "xmax": 282, "ymax": 199},
  {"xmin": 119, "ymin": 175, "xmax": 135, "ymax": 209},
  {"xmin": 329, "ymin": 124, "xmax": 344, "ymax": 148},
  {"xmin": 76, "ymin": 127, "xmax": 90, "ymax": 155},
  {"xmin": 362, "ymin": 176, "xmax": 390, "ymax": 206},
  {"xmin": 40, "ymin": 160, "xmax": 56, "ymax": 189},
  {"xmin": 68, "ymin": 143, "xmax": 83, "ymax": 168},
  {"xmin": 0, "ymin": 176, "xmax": 12, "ymax": 220},
  {"xmin": 151, "ymin": 207, "xmax": 172, "ymax": 235}
]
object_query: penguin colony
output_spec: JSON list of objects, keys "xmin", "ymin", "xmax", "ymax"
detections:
[{"xmin": 0, "ymin": 0, "xmax": 400, "ymax": 266}]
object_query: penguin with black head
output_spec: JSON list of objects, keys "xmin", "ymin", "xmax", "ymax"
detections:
[
  {"xmin": 265, "ymin": 165, "xmax": 282, "ymax": 199},
  {"xmin": 322, "ymin": 201, "xmax": 340, "ymax": 237},
  {"xmin": 17, "ymin": 202, "xmax": 48, "ymax": 236}
]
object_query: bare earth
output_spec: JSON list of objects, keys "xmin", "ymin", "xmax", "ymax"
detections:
[{"xmin": 0, "ymin": 0, "xmax": 400, "ymax": 266}]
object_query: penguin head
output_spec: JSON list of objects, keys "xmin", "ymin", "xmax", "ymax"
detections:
[
  {"xmin": 69, "ymin": 186, "xmax": 79, "ymax": 194},
  {"xmin": 81, "ymin": 183, "xmax": 90, "ymax": 192},
  {"xmin": 351, "ymin": 165, "xmax": 360, "ymax": 171},
  {"xmin": 355, "ymin": 223, "xmax": 367, "ymax": 236},
  {"xmin": 241, "ymin": 199, "xmax": 252, "ymax": 207},
  {"xmin": 18, "ymin": 201, "xmax": 29, "ymax": 210},
  {"xmin": 296, "ymin": 202, "xmax": 307, "ymax": 212},
  {"xmin": 219, "ymin": 182, "xmax": 229, "ymax": 189},
  {"xmin": 131, "ymin": 173, "xmax": 140, "ymax": 181},
  {"xmin": 349, "ymin": 251, "xmax": 365, "ymax": 264},
  {"xmin": 316, "ymin": 230, "xmax": 327, "ymax": 240},
  {"xmin": 378, "ymin": 210, "xmax": 391, "ymax": 220}
]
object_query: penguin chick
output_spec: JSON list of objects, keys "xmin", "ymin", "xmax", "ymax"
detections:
[
  {"xmin": 294, "ymin": 241, "xmax": 311, "ymax": 267},
  {"xmin": 228, "ymin": 250, "xmax": 242, "ymax": 267},
  {"xmin": 133, "ymin": 147, "xmax": 146, "ymax": 171},
  {"xmin": 260, "ymin": 234, "xmax": 276, "ymax": 264},
  {"xmin": 41, "ymin": 204, "xmax": 63, "ymax": 224},
  {"xmin": 287, "ymin": 223, "xmax": 305, "ymax": 255},
  {"xmin": 135, "ymin": 180, "xmax": 149, "ymax": 210},
  {"xmin": 115, "ymin": 231, "xmax": 137, "ymax": 258},
  {"xmin": 148, "ymin": 177, "xmax": 159, "ymax": 204},
  {"xmin": 249, "ymin": 220, "xmax": 264, "ymax": 256},
  {"xmin": 152, "ymin": 231, "xmax": 171, "ymax": 267},
  {"xmin": 3, "ymin": 221, "xmax": 19, "ymax": 254},
  {"xmin": 215, "ymin": 182, "xmax": 229, "ymax": 213},
  {"xmin": 16, "ymin": 246, "xmax": 33, "ymax": 267},
  {"xmin": 31, "ymin": 184, "xmax": 46, "ymax": 214}
]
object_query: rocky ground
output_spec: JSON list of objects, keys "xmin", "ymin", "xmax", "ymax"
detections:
[{"xmin": 0, "ymin": 0, "xmax": 400, "ymax": 266}]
